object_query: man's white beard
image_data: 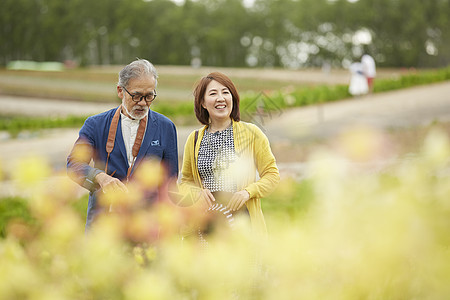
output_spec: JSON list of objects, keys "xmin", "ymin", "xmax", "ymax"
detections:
[{"xmin": 122, "ymin": 102, "xmax": 149, "ymax": 120}]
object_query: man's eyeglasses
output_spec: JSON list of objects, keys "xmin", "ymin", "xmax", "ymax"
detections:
[{"xmin": 122, "ymin": 86, "xmax": 157, "ymax": 103}]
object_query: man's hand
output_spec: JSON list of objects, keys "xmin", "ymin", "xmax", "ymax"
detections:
[
  {"xmin": 228, "ymin": 190, "xmax": 250, "ymax": 211},
  {"xmin": 95, "ymin": 172, "xmax": 128, "ymax": 193}
]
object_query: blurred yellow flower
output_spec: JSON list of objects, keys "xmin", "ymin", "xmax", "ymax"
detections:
[
  {"xmin": 422, "ymin": 128, "xmax": 450, "ymax": 166},
  {"xmin": 133, "ymin": 159, "xmax": 164, "ymax": 188},
  {"xmin": 124, "ymin": 272, "xmax": 174, "ymax": 299},
  {"xmin": 0, "ymin": 159, "xmax": 3, "ymax": 181},
  {"xmin": 336, "ymin": 126, "xmax": 390, "ymax": 162},
  {"xmin": 12, "ymin": 155, "xmax": 51, "ymax": 187},
  {"xmin": 1, "ymin": 129, "xmax": 450, "ymax": 299}
]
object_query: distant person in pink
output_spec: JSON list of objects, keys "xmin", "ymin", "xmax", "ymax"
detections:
[{"xmin": 361, "ymin": 54, "xmax": 376, "ymax": 93}]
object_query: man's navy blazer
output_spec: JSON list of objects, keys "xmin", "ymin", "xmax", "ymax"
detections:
[{"xmin": 67, "ymin": 106, "xmax": 178, "ymax": 228}]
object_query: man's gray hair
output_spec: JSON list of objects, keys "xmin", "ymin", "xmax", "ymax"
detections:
[{"xmin": 118, "ymin": 59, "xmax": 158, "ymax": 88}]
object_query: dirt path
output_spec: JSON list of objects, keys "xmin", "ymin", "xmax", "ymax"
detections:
[
  {"xmin": 1, "ymin": 81, "xmax": 449, "ymax": 196},
  {"xmin": 263, "ymin": 81, "xmax": 450, "ymax": 143},
  {"xmin": 0, "ymin": 96, "xmax": 115, "ymax": 117}
]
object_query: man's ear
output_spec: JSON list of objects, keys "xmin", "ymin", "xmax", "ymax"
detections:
[{"xmin": 117, "ymin": 85, "xmax": 123, "ymax": 99}]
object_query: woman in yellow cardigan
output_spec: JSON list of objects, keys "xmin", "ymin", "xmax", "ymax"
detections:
[{"xmin": 179, "ymin": 72, "xmax": 280, "ymax": 235}]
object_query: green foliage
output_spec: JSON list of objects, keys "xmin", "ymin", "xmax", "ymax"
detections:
[
  {"xmin": 374, "ymin": 67, "xmax": 450, "ymax": 92},
  {"xmin": 240, "ymin": 66, "xmax": 450, "ymax": 117},
  {"xmin": 262, "ymin": 178, "xmax": 316, "ymax": 220},
  {"xmin": 1, "ymin": 0, "xmax": 449, "ymax": 68},
  {"xmin": 0, "ymin": 115, "xmax": 88, "ymax": 136},
  {"xmin": 0, "ymin": 197, "xmax": 34, "ymax": 238},
  {"xmin": 0, "ymin": 194, "xmax": 88, "ymax": 238},
  {"xmin": 71, "ymin": 193, "xmax": 88, "ymax": 222},
  {"xmin": 152, "ymin": 101, "xmax": 194, "ymax": 119}
]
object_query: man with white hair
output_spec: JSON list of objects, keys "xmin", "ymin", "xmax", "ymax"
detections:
[{"xmin": 67, "ymin": 59, "xmax": 178, "ymax": 229}]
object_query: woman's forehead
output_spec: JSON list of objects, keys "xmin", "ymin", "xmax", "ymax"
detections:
[{"xmin": 206, "ymin": 80, "xmax": 228, "ymax": 90}]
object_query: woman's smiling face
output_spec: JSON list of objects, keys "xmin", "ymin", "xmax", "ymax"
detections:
[{"xmin": 202, "ymin": 80, "xmax": 233, "ymax": 122}]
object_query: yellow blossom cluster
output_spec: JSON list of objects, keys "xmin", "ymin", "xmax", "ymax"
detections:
[{"xmin": 0, "ymin": 128, "xmax": 449, "ymax": 299}]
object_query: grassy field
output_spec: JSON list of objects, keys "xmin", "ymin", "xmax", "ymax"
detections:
[
  {"xmin": 1, "ymin": 66, "xmax": 450, "ymax": 298},
  {"xmin": 3, "ymin": 65, "xmax": 446, "ymax": 131},
  {"xmin": 0, "ymin": 65, "xmax": 401, "ymax": 103}
]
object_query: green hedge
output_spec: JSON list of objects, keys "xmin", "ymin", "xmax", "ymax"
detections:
[
  {"xmin": 374, "ymin": 67, "xmax": 450, "ymax": 92},
  {"xmin": 240, "ymin": 66, "xmax": 450, "ymax": 114},
  {"xmin": 240, "ymin": 83, "xmax": 351, "ymax": 115},
  {"xmin": 0, "ymin": 195, "xmax": 88, "ymax": 238},
  {"xmin": 0, "ymin": 115, "xmax": 88, "ymax": 137},
  {"xmin": 0, "ymin": 197, "xmax": 35, "ymax": 238}
]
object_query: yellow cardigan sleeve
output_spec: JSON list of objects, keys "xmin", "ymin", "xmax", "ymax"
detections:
[
  {"xmin": 178, "ymin": 129, "xmax": 204, "ymax": 205},
  {"xmin": 241, "ymin": 123, "xmax": 280, "ymax": 199}
]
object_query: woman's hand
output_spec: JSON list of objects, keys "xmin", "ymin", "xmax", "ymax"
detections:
[
  {"xmin": 199, "ymin": 188, "xmax": 215, "ymax": 207},
  {"xmin": 228, "ymin": 190, "xmax": 250, "ymax": 211}
]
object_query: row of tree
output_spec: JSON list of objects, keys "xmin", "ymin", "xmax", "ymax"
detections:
[{"xmin": 1, "ymin": 0, "xmax": 449, "ymax": 68}]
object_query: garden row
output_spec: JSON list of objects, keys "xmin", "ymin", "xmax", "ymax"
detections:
[{"xmin": 1, "ymin": 67, "xmax": 449, "ymax": 134}]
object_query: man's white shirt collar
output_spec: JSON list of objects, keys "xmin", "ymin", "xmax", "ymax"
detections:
[{"xmin": 120, "ymin": 112, "xmax": 146, "ymax": 166}]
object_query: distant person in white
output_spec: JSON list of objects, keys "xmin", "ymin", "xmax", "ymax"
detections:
[
  {"xmin": 361, "ymin": 54, "xmax": 376, "ymax": 93},
  {"xmin": 348, "ymin": 62, "xmax": 368, "ymax": 96}
]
